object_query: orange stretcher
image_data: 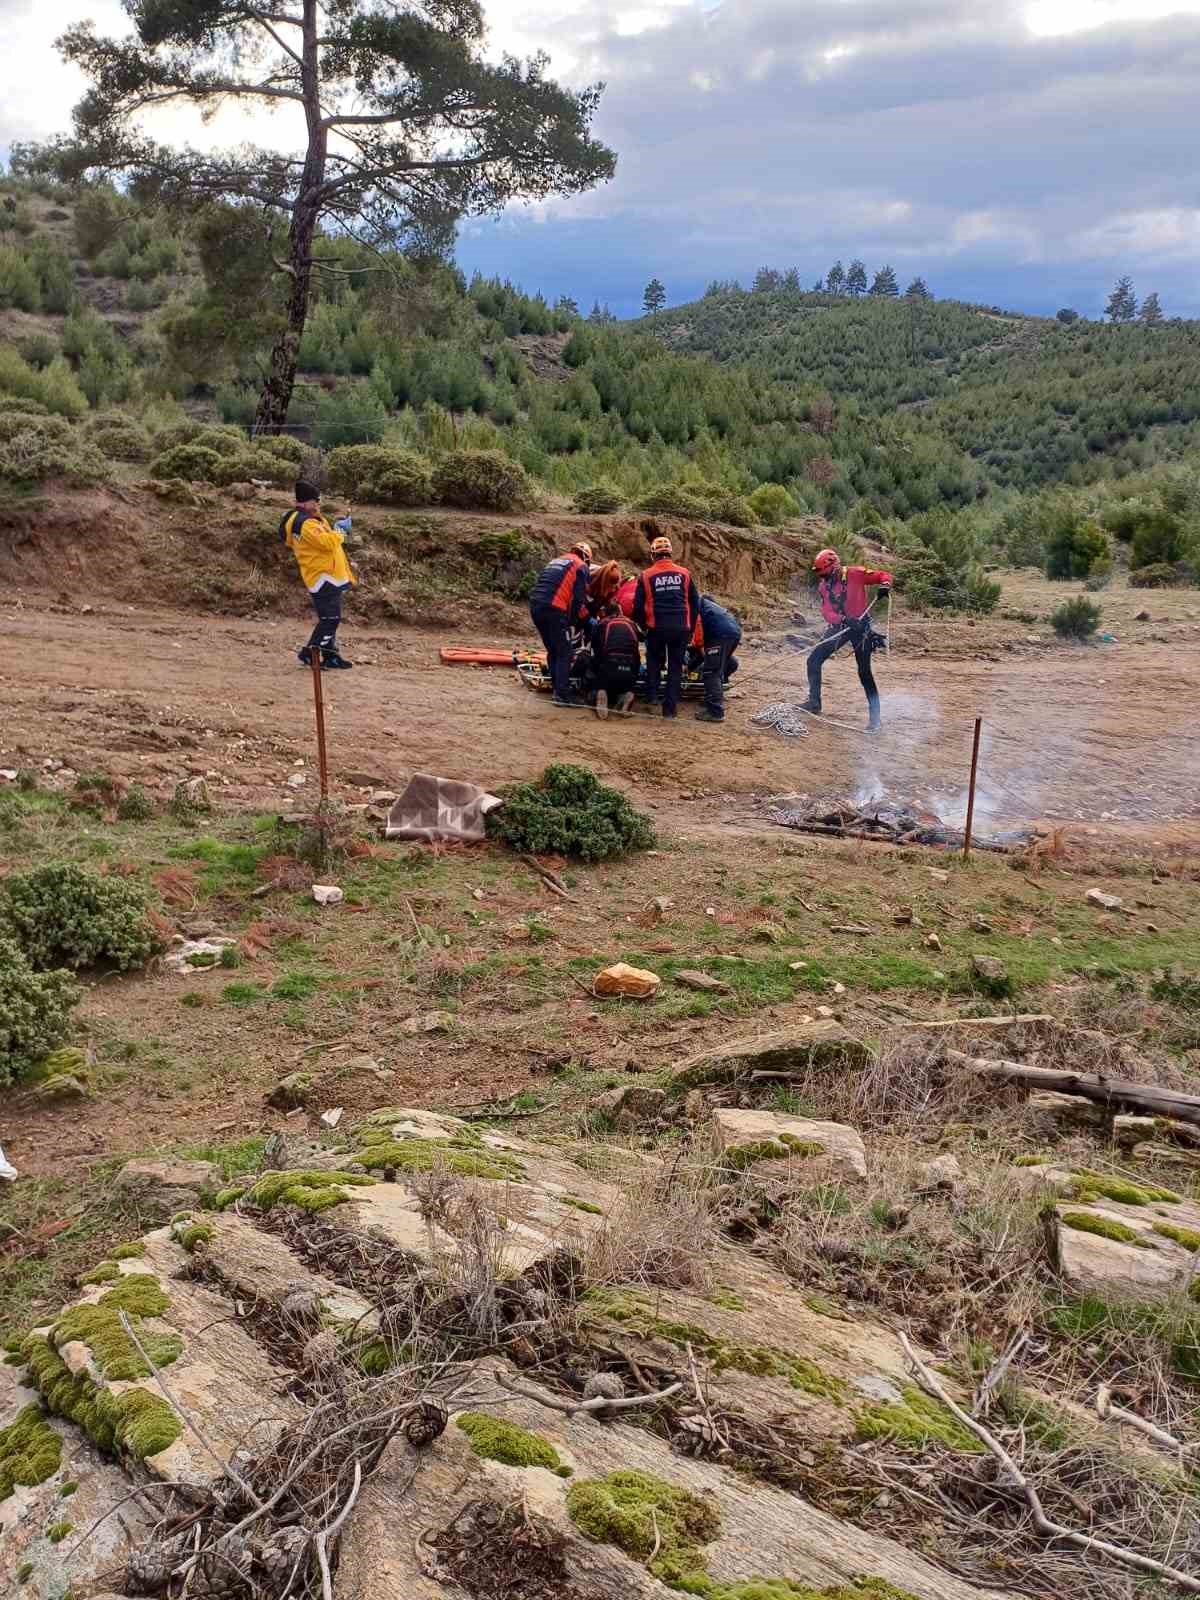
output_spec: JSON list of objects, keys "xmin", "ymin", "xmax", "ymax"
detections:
[{"xmin": 439, "ymin": 647, "xmax": 547, "ymax": 667}]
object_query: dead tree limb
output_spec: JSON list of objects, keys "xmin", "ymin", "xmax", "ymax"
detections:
[
  {"xmin": 943, "ymin": 1049, "xmax": 1200, "ymax": 1129},
  {"xmin": 1096, "ymin": 1385, "xmax": 1200, "ymax": 1464},
  {"xmin": 894, "ymin": 1014, "xmax": 1054, "ymax": 1032},
  {"xmin": 899, "ymin": 1334, "xmax": 1200, "ymax": 1594},
  {"xmin": 315, "ymin": 1459, "xmax": 362, "ymax": 1600},
  {"xmin": 495, "ymin": 1370, "xmax": 681, "ymax": 1416}
]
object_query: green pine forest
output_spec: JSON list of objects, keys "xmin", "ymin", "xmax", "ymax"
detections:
[{"xmin": 1, "ymin": 172, "xmax": 1198, "ymax": 613}]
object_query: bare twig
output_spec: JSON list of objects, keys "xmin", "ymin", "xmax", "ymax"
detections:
[
  {"xmin": 495, "ymin": 1370, "xmax": 682, "ymax": 1416},
  {"xmin": 648, "ymin": 1506, "xmax": 662, "ymax": 1565},
  {"xmin": 63, "ymin": 1481, "xmax": 197, "ymax": 1561},
  {"xmin": 1096, "ymin": 1384, "xmax": 1200, "ymax": 1464},
  {"xmin": 314, "ymin": 1459, "xmax": 362, "ymax": 1600},
  {"xmin": 973, "ymin": 1332, "xmax": 1029, "ymax": 1417},
  {"xmin": 900, "ymin": 1333, "xmax": 1200, "ymax": 1593},
  {"xmin": 118, "ymin": 1310, "xmax": 265, "ymax": 1510}
]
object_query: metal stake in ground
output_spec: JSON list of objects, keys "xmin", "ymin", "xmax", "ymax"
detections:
[
  {"xmin": 310, "ymin": 651, "xmax": 330, "ymax": 800},
  {"xmin": 962, "ymin": 715, "xmax": 982, "ymax": 860}
]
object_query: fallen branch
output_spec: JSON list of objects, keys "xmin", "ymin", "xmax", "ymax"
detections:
[
  {"xmin": 944, "ymin": 1049, "xmax": 1200, "ymax": 1129},
  {"xmin": 900, "ymin": 1333, "xmax": 1200, "ymax": 1594},
  {"xmin": 495, "ymin": 1370, "xmax": 681, "ymax": 1416},
  {"xmin": 894, "ymin": 1014, "xmax": 1053, "ymax": 1032},
  {"xmin": 314, "ymin": 1459, "xmax": 362, "ymax": 1600},
  {"xmin": 518, "ymin": 853, "xmax": 573, "ymax": 898},
  {"xmin": 972, "ymin": 1332, "xmax": 1029, "ymax": 1418},
  {"xmin": 1096, "ymin": 1385, "xmax": 1200, "ymax": 1464}
]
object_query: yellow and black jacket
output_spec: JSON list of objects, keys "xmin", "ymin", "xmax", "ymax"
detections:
[{"xmin": 279, "ymin": 508, "xmax": 356, "ymax": 592}]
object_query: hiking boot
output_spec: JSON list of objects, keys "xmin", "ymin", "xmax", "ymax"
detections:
[
  {"xmin": 297, "ymin": 646, "xmax": 314, "ymax": 666},
  {"xmin": 695, "ymin": 708, "xmax": 724, "ymax": 723},
  {"xmin": 617, "ymin": 692, "xmax": 635, "ymax": 713},
  {"xmin": 662, "ymin": 706, "xmax": 677, "ymax": 719},
  {"xmin": 550, "ymin": 695, "xmax": 578, "ymax": 708},
  {"xmin": 594, "ymin": 689, "xmax": 609, "ymax": 720},
  {"xmin": 321, "ymin": 650, "xmax": 353, "ymax": 670},
  {"xmin": 799, "ymin": 696, "xmax": 822, "ymax": 714}
]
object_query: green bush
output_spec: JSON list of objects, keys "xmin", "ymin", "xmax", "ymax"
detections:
[
  {"xmin": 0, "ymin": 936, "xmax": 79, "ymax": 1089},
  {"xmin": 1050, "ymin": 596, "xmax": 1101, "ymax": 641},
  {"xmin": 152, "ymin": 421, "xmax": 245, "ymax": 457},
  {"xmin": 0, "ymin": 414, "xmax": 109, "ymax": 488},
  {"xmin": 254, "ymin": 433, "xmax": 306, "ymax": 464},
  {"xmin": 487, "ymin": 763, "xmax": 655, "ymax": 862},
  {"xmin": 211, "ymin": 449, "xmax": 295, "ymax": 487},
  {"xmin": 0, "ymin": 395, "xmax": 50, "ymax": 416},
  {"xmin": 1132, "ymin": 508, "xmax": 1188, "ymax": 570},
  {"xmin": 314, "ymin": 385, "xmax": 388, "ymax": 451},
  {"xmin": 1045, "ymin": 516, "xmax": 1110, "ymax": 580},
  {"xmin": 432, "ymin": 449, "xmax": 534, "ymax": 512},
  {"xmin": 1129, "ymin": 563, "xmax": 1179, "ymax": 588},
  {"xmin": 326, "ymin": 444, "xmax": 432, "ymax": 506},
  {"xmin": 83, "ymin": 414, "xmax": 152, "ymax": 463},
  {"xmin": 572, "ymin": 481, "xmax": 623, "ymax": 514},
  {"xmin": 0, "ymin": 244, "xmax": 42, "ymax": 311},
  {"xmin": 0, "ymin": 348, "xmax": 88, "ymax": 418},
  {"xmin": 0, "ymin": 411, "xmax": 72, "ymax": 445},
  {"xmin": 748, "ymin": 483, "xmax": 802, "ymax": 527},
  {"xmin": 149, "ymin": 443, "xmax": 224, "ymax": 483},
  {"xmin": 633, "ymin": 483, "xmax": 709, "ymax": 519},
  {"xmin": 19, "ymin": 334, "xmax": 58, "ymax": 372},
  {"xmin": 0, "ymin": 862, "xmax": 163, "ymax": 972}
]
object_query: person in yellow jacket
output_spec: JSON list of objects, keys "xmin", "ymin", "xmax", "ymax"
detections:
[{"xmin": 279, "ymin": 478, "xmax": 357, "ymax": 669}]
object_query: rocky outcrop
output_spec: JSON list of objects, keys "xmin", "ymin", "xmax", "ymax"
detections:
[
  {"xmin": 670, "ymin": 1021, "xmax": 872, "ymax": 1090},
  {"xmin": 709, "ymin": 1106, "xmax": 868, "ymax": 1180}
]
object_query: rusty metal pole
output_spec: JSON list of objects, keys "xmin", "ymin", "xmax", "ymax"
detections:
[
  {"xmin": 962, "ymin": 716, "xmax": 982, "ymax": 861},
  {"xmin": 310, "ymin": 650, "xmax": 329, "ymax": 801}
]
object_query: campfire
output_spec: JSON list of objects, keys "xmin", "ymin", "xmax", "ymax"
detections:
[{"xmin": 768, "ymin": 792, "xmax": 1034, "ymax": 852}]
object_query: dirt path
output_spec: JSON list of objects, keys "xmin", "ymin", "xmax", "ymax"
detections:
[{"xmin": 4, "ymin": 594, "xmax": 1199, "ymax": 845}]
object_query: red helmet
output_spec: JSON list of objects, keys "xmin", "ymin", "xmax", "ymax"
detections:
[{"xmin": 813, "ymin": 548, "xmax": 840, "ymax": 576}]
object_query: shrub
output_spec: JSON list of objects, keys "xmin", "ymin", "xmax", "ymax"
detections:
[
  {"xmin": 0, "ymin": 395, "xmax": 50, "ymax": 416},
  {"xmin": 0, "ymin": 411, "xmax": 72, "ymax": 445},
  {"xmin": 83, "ymin": 414, "xmax": 152, "ymax": 463},
  {"xmin": 633, "ymin": 483, "xmax": 709, "ymax": 519},
  {"xmin": 326, "ymin": 444, "xmax": 432, "ymax": 506},
  {"xmin": 149, "ymin": 443, "xmax": 224, "ymax": 483},
  {"xmin": 0, "ymin": 936, "xmax": 79, "ymax": 1089},
  {"xmin": 152, "ymin": 421, "xmax": 245, "ymax": 457},
  {"xmin": 211, "ymin": 449, "xmax": 295, "ymax": 487},
  {"xmin": 572, "ymin": 481, "xmax": 623, "ymax": 514},
  {"xmin": 1045, "ymin": 516, "xmax": 1110, "ymax": 580},
  {"xmin": 487, "ymin": 763, "xmax": 655, "ymax": 862},
  {"xmin": 0, "ymin": 415, "xmax": 109, "ymax": 488},
  {"xmin": 0, "ymin": 244, "xmax": 42, "ymax": 311},
  {"xmin": 0, "ymin": 862, "xmax": 163, "ymax": 972},
  {"xmin": 254, "ymin": 433, "xmax": 306, "ymax": 464},
  {"xmin": 1130, "ymin": 563, "xmax": 1179, "ymax": 588},
  {"xmin": 748, "ymin": 483, "xmax": 802, "ymax": 527},
  {"xmin": 0, "ymin": 348, "xmax": 88, "ymax": 418},
  {"xmin": 432, "ymin": 449, "xmax": 534, "ymax": 512},
  {"xmin": 1051, "ymin": 596, "xmax": 1101, "ymax": 641},
  {"xmin": 314, "ymin": 384, "xmax": 388, "ymax": 451},
  {"xmin": 19, "ymin": 334, "xmax": 58, "ymax": 372}
]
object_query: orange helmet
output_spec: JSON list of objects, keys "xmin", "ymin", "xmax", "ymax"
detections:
[
  {"xmin": 649, "ymin": 535, "xmax": 673, "ymax": 558},
  {"xmin": 571, "ymin": 540, "xmax": 593, "ymax": 562},
  {"xmin": 813, "ymin": 548, "xmax": 840, "ymax": 576}
]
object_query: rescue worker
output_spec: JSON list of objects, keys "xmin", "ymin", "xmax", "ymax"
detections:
[
  {"xmin": 528, "ymin": 540, "xmax": 593, "ymax": 706},
  {"xmin": 633, "ymin": 535, "xmax": 700, "ymax": 719},
  {"xmin": 689, "ymin": 595, "xmax": 742, "ymax": 723},
  {"xmin": 615, "ymin": 573, "xmax": 638, "ymax": 620},
  {"xmin": 587, "ymin": 601, "xmax": 641, "ymax": 719},
  {"xmin": 280, "ymin": 479, "xmax": 356, "ymax": 669},
  {"xmin": 802, "ymin": 549, "xmax": 893, "ymax": 731}
]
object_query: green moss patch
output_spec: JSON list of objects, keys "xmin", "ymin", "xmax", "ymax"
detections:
[
  {"xmin": 456, "ymin": 1412, "xmax": 571, "ymax": 1475},
  {"xmin": 1154, "ymin": 1221, "xmax": 1200, "ymax": 1252},
  {"xmin": 79, "ymin": 1261, "xmax": 121, "ymax": 1285},
  {"xmin": 720, "ymin": 1136, "xmax": 823, "ymax": 1171},
  {"xmin": 171, "ymin": 1217, "xmax": 215, "ymax": 1252},
  {"xmin": 709, "ymin": 1289, "xmax": 746, "ymax": 1312},
  {"xmin": 217, "ymin": 1170, "xmax": 375, "ymax": 1214},
  {"xmin": 21, "ymin": 1336, "xmax": 182, "ymax": 1460},
  {"xmin": 1068, "ymin": 1170, "xmax": 1180, "ymax": 1206},
  {"xmin": 855, "ymin": 1384, "xmax": 984, "ymax": 1453},
  {"xmin": 53, "ymin": 1300, "xmax": 183, "ymax": 1382},
  {"xmin": 0, "ymin": 1403, "xmax": 62, "ymax": 1501},
  {"xmin": 584, "ymin": 1291, "xmax": 846, "ymax": 1402},
  {"xmin": 351, "ymin": 1129, "xmax": 525, "ymax": 1181},
  {"xmin": 677, "ymin": 1582, "xmax": 919, "ymax": 1600},
  {"xmin": 1060, "ymin": 1211, "xmax": 1148, "ymax": 1246},
  {"xmin": 561, "ymin": 1195, "xmax": 604, "ymax": 1215},
  {"xmin": 111, "ymin": 1242, "xmax": 146, "ymax": 1259},
  {"xmin": 566, "ymin": 1468, "xmax": 720, "ymax": 1583}
]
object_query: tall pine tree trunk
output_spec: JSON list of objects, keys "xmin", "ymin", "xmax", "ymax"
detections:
[{"xmin": 255, "ymin": 0, "xmax": 326, "ymax": 434}]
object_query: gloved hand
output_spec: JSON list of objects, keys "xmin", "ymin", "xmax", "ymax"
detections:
[{"xmin": 877, "ymin": 581, "xmax": 893, "ymax": 594}]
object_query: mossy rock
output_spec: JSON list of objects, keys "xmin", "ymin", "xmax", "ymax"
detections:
[
  {"xmin": 456, "ymin": 1412, "xmax": 571, "ymax": 1475},
  {"xmin": 79, "ymin": 1261, "xmax": 122, "ymax": 1285},
  {"xmin": 170, "ymin": 1216, "xmax": 215, "ymax": 1253},
  {"xmin": 21, "ymin": 1336, "xmax": 182, "ymax": 1460},
  {"xmin": 219, "ymin": 1169, "xmax": 375, "ymax": 1214},
  {"xmin": 0, "ymin": 1403, "xmax": 62, "ymax": 1502},
  {"xmin": 1067, "ymin": 1169, "xmax": 1180, "ymax": 1206},
  {"xmin": 1154, "ymin": 1221, "xmax": 1200, "ymax": 1252},
  {"xmin": 855, "ymin": 1384, "xmax": 984, "ymax": 1453},
  {"xmin": 350, "ymin": 1131, "xmax": 526, "ymax": 1182},
  {"xmin": 566, "ymin": 1467, "xmax": 721, "ymax": 1583},
  {"xmin": 52, "ymin": 1276, "xmax": 183, "ymax": 1381},
  {"xmin": 671, "ymin": 1025, "xmax": 872, "ymax": 1091},
  {"xmin": 1060, "ymin": 1211, "xmax": 1148, "ymax": 1246}
]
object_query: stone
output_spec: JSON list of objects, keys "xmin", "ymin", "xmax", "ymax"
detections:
[
  {"xmin": 1028, "ymin": 1091, "xmax": 1107, "ymax": 1131},
  {"xmin": 924, "ymin": 933, "xmax": 942, "ymax": 951},
  {"xmin": 674, "ymin": 969, "xmax": 732, "ymax": 994},
  {"xmin": 1086, "ymin": 888, "xmax": 1123, "ymax": 911},
  {"xmin": 320, "ymin": 1107, "xmax": 344, "ymax": 1128},
  {"xmin": 172, "ymin": 776, "xmax": 211, "ymax": 813},
  {"xmin": 115, "ymin": 1158, "xmax": 216, "ymax": 1217},
  {"xmin": 162, "ymin": 936, "xmax": 237, "ymax": 975},
  {"xmin": 1135, "ymin": 608, "xmax": 1151, "ymax": 621},
  {"xmin": 401, "ymin": 1010, "xmax": 455, "ymax": 1034},
  {"xmin": 1053, "ymin": 1206, "xmax": 1184, "ymax": 1300},
  {"xmin": 312, "ymin": 883, "xmax": 343, "ymax": 905},
  {"xmin": 711, "ymin": 1107, "xmax": 868, "ymax": 1179},
  {"xmin": 286, "ymin": 772, "xmax": 307, "ymax": 789},
  {"xmin": 969, "ymin": 915, "xmax": 993, "ymax": 933},
  {"xmin": 919, "ymin": 1153, "xmax": 964, "ymax": 1190},
  {"xmin": 592, "ymin": 962, "xmax": 661, "ymax": 999},
  {"xmin": 266, "ymin": 1072, "xmax": 313, "ymax": 1111},
  {"xmin": 671, "ymin": 1020, "xmax": 871, "ymax": 1090},
  {"xmin": 344, "ymin": 1053, "xmax": 394, "ymax": 1083},
  {"xmin": 971, "ymin": 955, "xmax": 1008, "ymax": 984},
  {"xmin": 593, "ymin": 1084, "xmax": 667, "ymax": 1128},
  {"xmin": 926, "ymin": 868, "xmax": 950, "ymax": 884}
]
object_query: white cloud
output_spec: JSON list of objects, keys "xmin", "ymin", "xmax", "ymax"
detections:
[{"xmin": 1025, "ymin": 0, "xmax": 1200, "ymax": 35}]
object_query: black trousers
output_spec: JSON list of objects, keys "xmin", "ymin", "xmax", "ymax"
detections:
[
  {"xmin": 807, "ymin": 622, "xmax": 879, "ymax": 720},
  {"xmin": 701, "ymin": 639, "xmax": 737, "ymax": 717},
  {"xmin": 592, "ymin": 662, "xmax": 638, "ymax": 700},
  {"xmin": 646, "ymin": 630, "xmax": 688, "ymax": 715},
  {"xmin": 530, "ymin": 605, "xmax": 573, "ymax": 700},
  {"xmin": 307, "ymin": 583, "xmax": 346, "ymax": 652}
]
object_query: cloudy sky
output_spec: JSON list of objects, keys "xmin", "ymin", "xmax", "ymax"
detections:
[{"xmin": 3, "ymin": 0, "xmax": 1199, "ymax": 318}]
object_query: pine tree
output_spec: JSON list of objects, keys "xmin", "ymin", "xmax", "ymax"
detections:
[
  {"xmin": 753, "ymin": 267, "xmax": 781, "ymax": 293},
  {"xmin": 642, "ymin": 277, "xmax": 667, "ymax": 317},
  {"xmin": 1105, "ymin": 275, "xmax": 1137, "ymax": 323},
  {"xmin": 556, "ymin": 295, "xmax": 580, "ymax": 317},
  {"xmin": 588, "ymin": 299, "xmax": 605, "ymax": 322},
  {"xmin": 870, "ymin": 265, "xmax": 900, "ymax": 297},
  {"xmin": 904, "ymin": 276, "xmax": 931, "ymax": 300},
  {"xmin": 39, "ymin": 0, "xmax": 615, "ymax": 429},
  {"xmin": 782, "ymin": 267, "xmax": 801, "ymax": 292},
  {"xmin": 825, "ymin": 260, "xmax": 846, "ymax": 295},
  {"xmin": 846, "ymin": 259, "xmax": 868, "ymax": 296},
  {"xmin": 1140, "ymin": 291, "xmax": 1164, "ymax": 324}
]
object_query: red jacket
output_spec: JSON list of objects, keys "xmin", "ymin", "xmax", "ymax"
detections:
[
  {"xmin": 818, "ymin": 565, "xmax": 892, "ymax": 627},
  {"xmin": 529, "ymin": 553, "xmax": 590, "ymax": 619},
  {"xmin": 616, "ymin": 576, "xmax": 638, "ymax": 620}
]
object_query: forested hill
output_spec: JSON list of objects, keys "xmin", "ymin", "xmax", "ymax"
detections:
[{"xmin": 644, "ymin": 287, "xmax": 1200, "ymax": 490}]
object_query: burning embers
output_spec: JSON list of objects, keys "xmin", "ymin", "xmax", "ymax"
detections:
[{"xmin": 768, "ymin": 792, "xmax": 1033, "ymax": 852}]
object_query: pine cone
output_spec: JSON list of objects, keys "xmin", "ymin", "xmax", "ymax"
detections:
[
  {"xmin": 582, "ymin": 1372, "xmax": 625, "ymax": 1401},
  {"xmin": 127, "ymin": 1538, "xmax": 187, "ymax": 1594},
  {"xmin": 404, "ymin": 1399, "xmax": 449, "ymax": 1448},
  {"xmin": 256, "ymin": 1524, "xmax": 309, "ymax": 1584}
]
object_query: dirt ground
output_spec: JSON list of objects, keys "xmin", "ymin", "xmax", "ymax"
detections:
[{"xmin": 3, "ymin": 568, "xmax": 1199, "ymax": 848}]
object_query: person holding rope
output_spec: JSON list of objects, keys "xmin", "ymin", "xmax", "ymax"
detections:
[{"xmin": 801, "ymin": 549, "xmax": 892, "ymax": 732}]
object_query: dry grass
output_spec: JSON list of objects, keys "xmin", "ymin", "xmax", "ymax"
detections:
[{"xmin": 582, "ymin": 1150, "xmax": 723, "ymax": 1295}]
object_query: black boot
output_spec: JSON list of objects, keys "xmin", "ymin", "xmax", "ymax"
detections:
[
  {"xmin": 799, "ymin": 696, "xmax": 822, "ymax": 714},
  {"xmin": 321, "ymin": 649, "xmax": 353, "ymax": 670},
  {"xmin": 297, "ymin": 646, "xmax": 314, "ymax": 666}
]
